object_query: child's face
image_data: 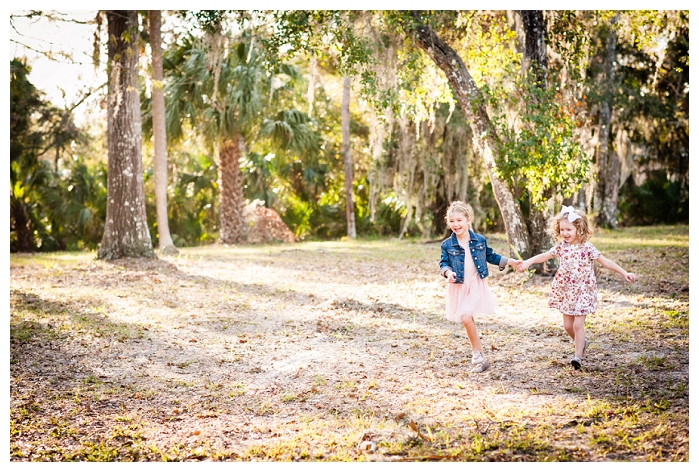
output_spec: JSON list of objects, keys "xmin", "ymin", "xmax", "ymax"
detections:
[
  {"xmin": 448, "ymin": 211, "xmax": 471, "ymax": 236},
  {"xmin": 559, "ymin": 219, "xmax": 580, "ymax": 244}
]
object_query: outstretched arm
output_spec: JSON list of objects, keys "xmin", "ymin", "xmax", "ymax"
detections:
[
  {"xmin": 517, "ymin": 251, "xmax": 554, "ymax": 272},
  {"xmin": 597, "ymin": 254, "xmax": 637, "ymax": 283}
]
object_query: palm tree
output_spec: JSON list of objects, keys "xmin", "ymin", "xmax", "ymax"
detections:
[
  {"xmin": 164, "ymin": 32, "xmax": 318, "ymax": 244},
  {"xmin": 148, "ymin": 10, "xmax": 178, "ymax": 254}
]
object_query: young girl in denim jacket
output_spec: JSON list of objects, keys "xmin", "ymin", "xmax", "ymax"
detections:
[
  {"xmin": 439, "ymin": 201, "xmax": 521, "ymax": 372},
  {"xmin": 518, "ymin": 206, "xmax": 637, "ymax": 369}
]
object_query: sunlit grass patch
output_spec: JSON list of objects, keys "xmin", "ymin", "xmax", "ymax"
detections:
[
  {"xmin": 10, "ymin": 289, "xmax": 145, "ymax": 343},
  {"xmin": 637, "ymin": 355, "xmax": 669, "ymax": 370},
  {"xmin": 9, "ymin": 251, "xmax": 96, "ymax": 268},
  {"xmin": 280, "ymin": 392, "xmax": 298, "ymax": 403},
  {"xmin": 593, "ymin": 225, "xmax": 688, "ymax": 251},
  {"xmin": 660, "ymin": 309, "xmax": 688, "ymax": 330}
]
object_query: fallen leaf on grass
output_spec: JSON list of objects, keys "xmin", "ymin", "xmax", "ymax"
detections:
[
  {"xmin": 189, "ymin": 339, "xmax": 197, "ymax": 343},
  {"xmin": 409, "ymin": 420, "xmax": 432, "ymax": 442}
]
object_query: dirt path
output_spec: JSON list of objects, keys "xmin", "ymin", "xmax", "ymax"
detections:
[{"xmin": 10, "ymin": 228, "xmax": 689, "ymax": 461}]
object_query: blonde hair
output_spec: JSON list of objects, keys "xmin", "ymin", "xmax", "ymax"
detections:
[
  {"xmin": 445, "ymin": 201, "xmax": 474, "ymax": 225},
  {"xmin": 550, "ymin": 207, "xmax": 594, "ymax": 243}
]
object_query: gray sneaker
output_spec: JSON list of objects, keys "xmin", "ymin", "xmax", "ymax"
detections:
[
  {"xmin": 571, "ymin": 356, "xmax": 582, "ymax": 370},
  {"xmin": 582, "ymin": 339, "xmax": 590, "ymax": 358}
]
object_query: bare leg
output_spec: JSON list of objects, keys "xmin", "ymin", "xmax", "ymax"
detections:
[
  {"xmin": 572, "ymin": 315, "xmax": 587, "ymax": 357},
  {"xmin": 562, "ymin": 314, "xmax": 576, "ymax": 341},
  {"xmin": 461, "ymin": 314, "xmax": 483, "ymax": 354}
]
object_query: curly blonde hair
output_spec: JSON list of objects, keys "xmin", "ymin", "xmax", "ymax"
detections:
[
  {"xmin": 549, "ymin": 207, "xmax": 594, "ymax": 243},
  {"xmin": 444, "ymin": 201, "xmax": 474, "ymax": 225}
]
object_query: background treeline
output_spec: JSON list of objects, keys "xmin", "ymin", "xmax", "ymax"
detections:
[{"xmin": 10, "ymin": 10, "xmax": 689, "ymax": 253}]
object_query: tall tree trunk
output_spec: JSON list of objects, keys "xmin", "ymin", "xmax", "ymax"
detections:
[
  {"xmin": 342, "ymin": 76, "xmax": 357, "ymax": 239},
  {"xmin": 595, "ymin": 13, "xmax": 619, "ymax": 228},
  {"xmin": 601, "ymin": 150, "xmax": 620, "ymax": 226},
  {"xmin": 519, "ymin": 10, "xmax": 548, "ymax": 85},
  {"xmin": 10, "ymin": 198, "xmax": 34, "ymax": 252},
  {"xmin": 519, "ymin": 10, "xmax": 557, "ymax": 270},
  {"xmin": 407, "ymin": 12, "xmax": 531, "ymax": 258},
  {"xmin": 307, "ymin": 54, "xmax": 316, "ymax": 117},
  {"xmin": 149, "ymin": 10, "xmax": 178, "ymax": 255},
  {"xmin": 98, "ymin": 10, "xmax": 155, "ymax": 260},
  {"xmin": 218, "ymin": 135, "xmax": 245, "ymax": 244}
]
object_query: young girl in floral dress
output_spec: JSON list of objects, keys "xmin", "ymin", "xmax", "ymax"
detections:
[{"xmin": 518, "ymin": 206, "xmax": 637, "ymax": 369}]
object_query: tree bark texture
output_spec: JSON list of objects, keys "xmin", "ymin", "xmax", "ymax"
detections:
[
  {"xmin": 218, "ymin": 135, "xmax": 245, "ymax": 244},
  {"xmin": 595, "ymin": 14, "xmax": 619, "ymax": 228},
  {"xmin": 594, "ymin": 102, "xmax": 611, "ymax": 213},
  {"xmin": 98, "ymin": 10, "xmax": 155, "ymax": 260},
  {"xmin": 149, "ymin": 10, "xmax": 177, "ymax": 254},
  {"xmin": 518, "ymin": 10, "xmax": 548, "ymax": 85},
  {"xmin": 10, "ymin": 199, "xmax": 34, "ymax": 252},
  {"xmin": 600, "ymin": 150, "xmax": 620, "ymax": 227},
  {"xmin": 342, "ymin": 76, "xmax": 357, "ymax": 239},
  {"xmin": 519, "ymin": 10, "xmax": 556, "ymax": 270},
  {"xmin": 407, "ymin": 13, "xmax": 531, "ymax": 258}
]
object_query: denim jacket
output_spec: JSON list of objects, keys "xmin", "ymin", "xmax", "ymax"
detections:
[{"xmin": 439, "ymin": 231, "xmax": 509, "ymax": 283}]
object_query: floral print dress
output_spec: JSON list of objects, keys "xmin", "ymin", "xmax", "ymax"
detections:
[{"xmin": 548, "ymin": 241, "xmax": 601, "ymax": 316}]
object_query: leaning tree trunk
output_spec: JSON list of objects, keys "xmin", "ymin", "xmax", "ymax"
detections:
[
  {"xmin": 149, "ymin": 10, "xmax": 178, "ymax": 255},
  {"xmin": 218, "ymin": 135, "xmax": 245, "ymax": 244},
  {"xmin": 98, "ymin": 10, "xmax": 155, "ymax": 260},
  {"xmin": 342, "ymin": 76, "xmax": 357, "ymax": 239},
  {"xmin": 519, "ymin": 10, "xmax": 557, "ymax": 269},
  {"xmin": 407, "ymin": 12, "xmax": 531, "ymax": 258},
  {"xmin": 595, "ymin": 13, "xmax": 620, "ymax": 228}
]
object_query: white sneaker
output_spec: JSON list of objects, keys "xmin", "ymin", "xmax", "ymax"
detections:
[{"xmin": 471, "ymin": 352, "xmax": 490, "ymax": 373}]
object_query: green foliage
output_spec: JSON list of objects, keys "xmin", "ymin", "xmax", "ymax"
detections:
[
  {"xmin": 11, "ymin": 11, "xmax": 689, "ymax": 250},
  {"xmin": 548, "ymin": 11, "xmax": 596, "ymax": 82},
  {"xmin": 613, "ymin": 18, "xmax": 689, "ymax": 180},
  {"xmin": 11, "ymin": 58, "xmax": 51, "ymax": 252},
  {"xmin": 145, "ymin": 149, "xmax": 219, "ymax": 247},
  {"xmin": 487, "ymin": 76, "xmax": 591, "ymax": 211},
  {"xmin": 10, "ymin": 58, "xmax": 97, "ymax": 252},
  {"xmin": 618, "ymin": 172, "xmax": 688, "ymax": 226},
  {"xmin": 41, "ymin": 158, "xmax": 108, "ymax": 251}
]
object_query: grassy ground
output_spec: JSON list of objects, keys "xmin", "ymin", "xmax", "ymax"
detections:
[{"xmin": 10, "ymin": 225, "xmax": 689, "ymax": 461}]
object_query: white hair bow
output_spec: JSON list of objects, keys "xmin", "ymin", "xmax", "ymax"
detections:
[{"xmin": 561, "ymin": 205, "xmax": 581, "ymax": 222}]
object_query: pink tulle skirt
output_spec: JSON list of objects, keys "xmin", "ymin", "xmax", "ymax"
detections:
[{"xmin": 445, "ymin": 252, "xmax": 499, "ymax": 322}]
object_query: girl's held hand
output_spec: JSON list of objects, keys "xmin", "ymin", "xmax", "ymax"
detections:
[
  {"xmin": 446, "ymin": 270, "xmax": 456, "ymax": 283},
  {"xmin": 517, "ymin": 261, "xmax": 531, "ymax": 272}
]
